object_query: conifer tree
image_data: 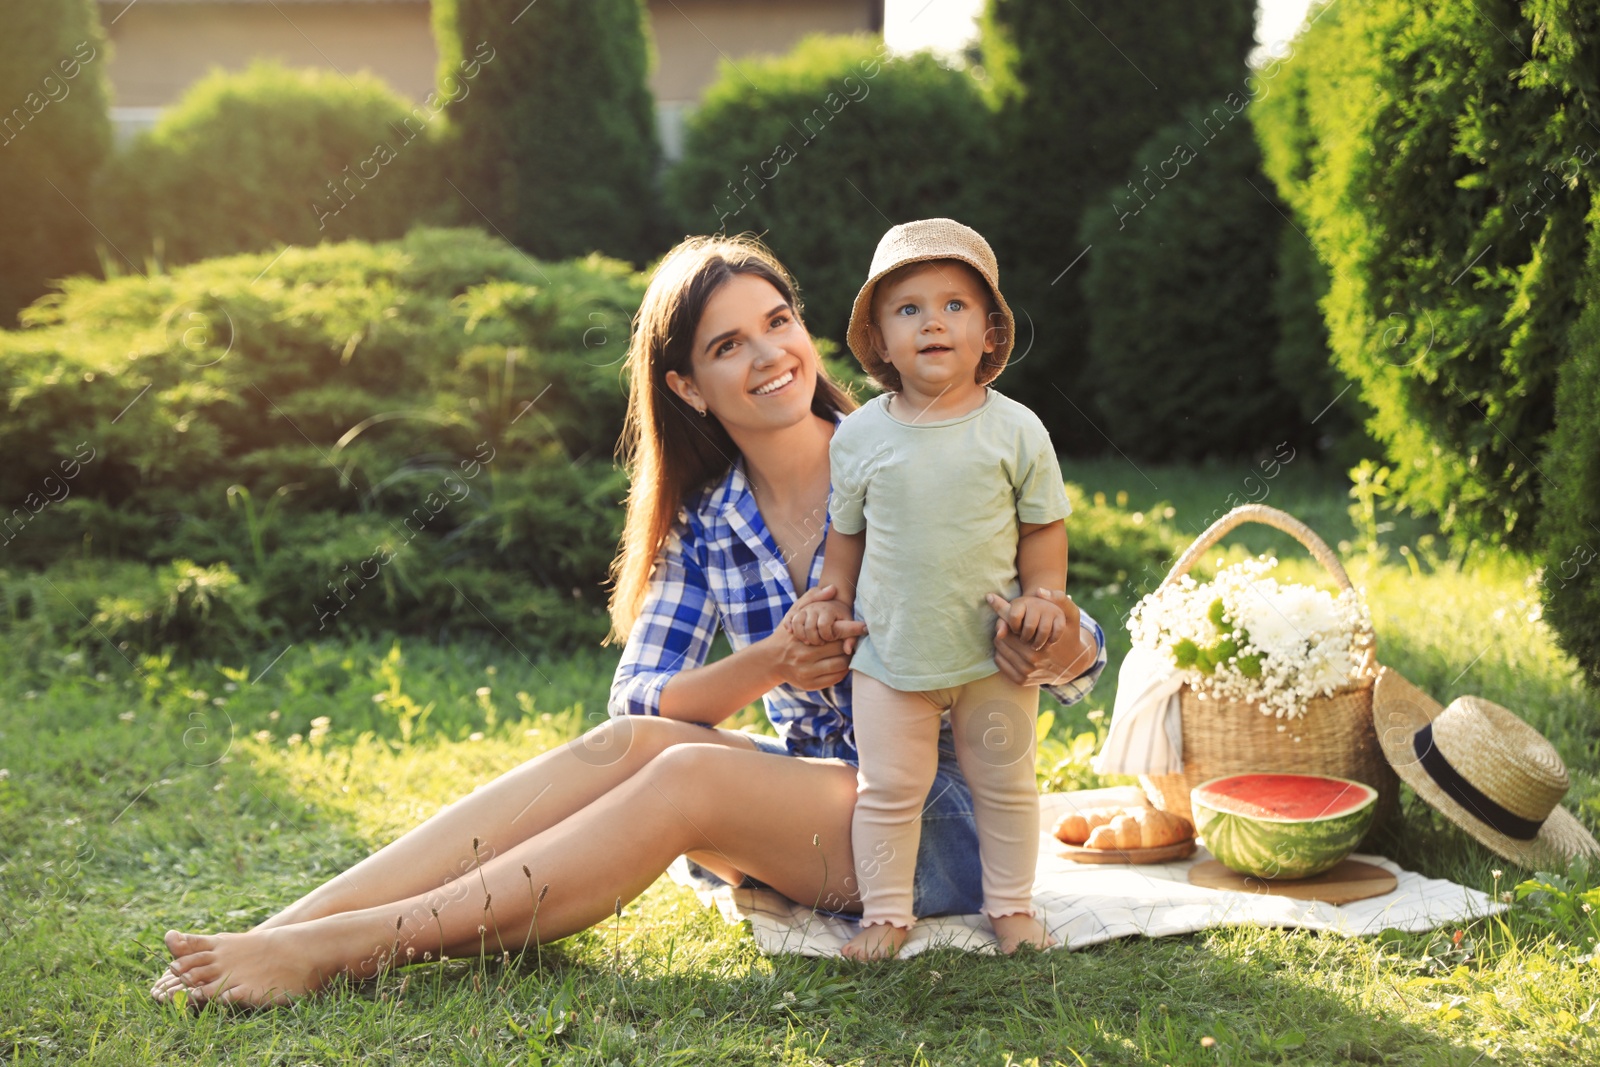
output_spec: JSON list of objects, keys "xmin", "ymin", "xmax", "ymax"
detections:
[
  {"xmin": 433, "ymin": 0, "xmax": 661, "ymax": 263},
  {"xmin": 0, "ymin": 0, "xmax": 110, "ymax": 324},
  {"xmin": 979, "ymin": 0, "xmax": 1256, "ymax": 448}
]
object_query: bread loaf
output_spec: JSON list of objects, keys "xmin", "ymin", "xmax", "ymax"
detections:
[
  {"xmin": 1084, "ymin": 808, "xmax": 1193, "ymax": 850},
  {"xmin": 1051, "ymin": 806, "xmax": 1126, "ymax": 845}
]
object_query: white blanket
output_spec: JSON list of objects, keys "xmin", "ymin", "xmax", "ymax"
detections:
[{"xmin": 668, "ymin": 787, "xmax": 1505, "ymax": 957}]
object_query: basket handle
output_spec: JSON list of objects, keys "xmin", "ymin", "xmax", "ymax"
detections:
[{"xmin": 1159, "ymin": 504, "xmax": 1355, "ymax": 593}]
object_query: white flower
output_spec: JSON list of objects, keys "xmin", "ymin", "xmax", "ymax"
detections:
[{"xmin": 1128, "ymin": 555, "xmax": 1370, "ymax": 719}]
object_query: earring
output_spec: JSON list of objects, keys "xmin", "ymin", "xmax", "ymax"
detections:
[{"xmin": 695, "ymin": 405, "xmax": 708, "ymax": 418}]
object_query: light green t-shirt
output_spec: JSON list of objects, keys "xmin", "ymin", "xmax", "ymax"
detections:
[{"xmin": 828, "ymin": 387, "xmax": 1072, "ymax": 692}]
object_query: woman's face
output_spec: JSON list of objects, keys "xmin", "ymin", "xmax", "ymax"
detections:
[{"xmin": 666, "ymin": 273, "xmax": 819, "ymax": 433}]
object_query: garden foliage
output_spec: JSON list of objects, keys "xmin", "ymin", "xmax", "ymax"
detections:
[
  {"xmin": 0, "ymin": 228, "xmax": 644, "ymax": 661},
  {"xmin": 666, "ymin": 35, "xmax": 997, "ymax": 343},
  {"xmin": 0, "ymin": 0, "xmax": 110, "ymax": 325},
  {"xmin": 1250, "ymin": 55, "xmax": 1369, "ymax": 465},
  {"xmin": 94, "ymin": 62, "xmax": 444, "ymax": 271},
  {"xmin": 433, "ymin": 0, "xmax": 660, "ymax": 264},
  {"xmin": 1538, "ymin": 196, "xmax": 1600, "ymax": 686},
  {"xmin": 1080, "ymin": 104, "xmax": 1302, "ymax": 460},
  {"xmin": 978, "ymin": 0, "xmax": 1258, "ymax": 449},
  {"xmin": 1253, "ymin": 0, "xmax": 1600, "ymax": 549}
]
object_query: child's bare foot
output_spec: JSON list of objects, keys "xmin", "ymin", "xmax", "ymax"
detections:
[
  {"xmin": 841, "ymin": 922, "xmax": 909, "ymax": 961},
  {"xmin": 151, "ymin": 921, "xmax": 372, "ymax": 1007},
  {"xmin": 991, "ymin": 912, "xmax": 1054, "ymax": 954}
]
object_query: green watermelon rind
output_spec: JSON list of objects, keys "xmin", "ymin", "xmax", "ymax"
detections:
[{"xmin": 1191, "ymin": 774, "xmax": 1378, "ymax": 880}]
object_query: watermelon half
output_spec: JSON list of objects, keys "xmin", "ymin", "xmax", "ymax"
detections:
[{"xmin": 1191, "ymin": 773, "xmax": 1378, "ymax": 880}]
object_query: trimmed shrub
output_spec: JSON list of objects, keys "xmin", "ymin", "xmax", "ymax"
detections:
[
  {"xmin": 1260, "ymin": 0, "xmax": 1600, "ymax": 548},
  {"xmin": 0, "ymin": 228, "xmax": 644, "ymax": 658},
  {"xmin": 1079, "ymin": 105, "xmax": 1301, "ymax": 460},
  {"xmin": 95, "ymin": 62, "xmax": 445, "ymax": 268},
  {"xmin": 1249, "ymin": 49, "xmax": 1370, "ymax": 464},
  {"xmin": 979, "ymin": 0, "xmax": 1258, "ymax": 450},
  {"xmin": 433, "ymin": 0, "xmax": 660, "ymax": 264},
  {"xmin": 1539, "ymin": 195, "xmax": 1600, "ymax": 687},
  {"xmin": 666, "ymin": 35, "xmax": 997, "ymax": 344},
  {"xmin": 0, "ymin": 0, "xmax": 110, "ymax": 324}
]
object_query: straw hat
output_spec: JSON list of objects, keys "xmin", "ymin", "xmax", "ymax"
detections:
[
  {"xmin": 846, "ymin": 218, "xmax": 1014, "ymax": 393},
  {"xmin": 1372, "ymin": 667, "xmax": 1600, "ymax": 866}
]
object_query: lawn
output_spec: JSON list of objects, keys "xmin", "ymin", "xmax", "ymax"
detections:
[{"xmin": 2, "ymin": 460, "xmax": 1598, "ymax": 1065}]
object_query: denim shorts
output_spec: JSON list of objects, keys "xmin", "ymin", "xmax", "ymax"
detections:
[{"xmin": 681, "ymin": 727, "xmax": 985, "ymax": 918}]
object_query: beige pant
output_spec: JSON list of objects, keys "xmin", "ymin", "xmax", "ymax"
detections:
[{"xmin": 850, "ymin": 669, "xmax": 1041, "ymax": 930}]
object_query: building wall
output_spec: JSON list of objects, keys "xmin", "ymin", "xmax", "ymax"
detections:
[
  {"xmin": 648, "ymin": 0, "xmax": 881, "ymax": 158},
  {"xmin": 100, "ymin": 2, "xmax": 436, "ymax": 107},
  {"xmin": 96, "ymin": 0, "xmax": 883, "ymax": 154},
  {"xmin": 648, "ymin": 0, "xmax": 879, "ymax": 104}
]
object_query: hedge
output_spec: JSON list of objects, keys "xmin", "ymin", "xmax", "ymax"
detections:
[
  {"xmin": 1080, "ymin": 104, "xmax": 1303, "ymax": 460},
  {"xmin": 0, "ymin": 0, "xmax": 110, "ymax": 324},
  {"xmin": 1538, "ymin": 195, "xmax": 1600, "ymax": 687},
  {"xmin": 94, "ymin": 62, "xmax": 445, "ymax": 270},
  {"xmin": 1249, "ymin": 47, "xmax": 1369, "ymax": 463},
  {"xmin": 432, "ymin": 0, "xmax": 660, "ymax": 264},
  {"xmin": 666, "ymin": 35, "xmax": 997, "ymax": 344},
  {"xmin": 979, "ymin": 0, "xmax": 1258, "ymax": 450},
  {"xmin": 1256, "ymin": 0, "xmax": 1600, "ymax": 548},
  {"xmin": 0, "ymin": 228, "xmax": 644, "ymax": 661}
]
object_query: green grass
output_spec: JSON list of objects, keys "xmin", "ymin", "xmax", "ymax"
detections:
[{"xmin": 3, "ymin": 466, "xmax": 1599, "ymax": 1065}]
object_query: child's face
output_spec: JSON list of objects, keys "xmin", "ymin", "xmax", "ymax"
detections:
[{"xmin": 869, "ymin": 261, "xmax": 996, "ymax": 398}]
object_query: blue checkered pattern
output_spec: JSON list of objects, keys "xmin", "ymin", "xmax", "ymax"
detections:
[{"xmin": 608, "ymin": 421, "xmax": 1107, "ymax": 761}]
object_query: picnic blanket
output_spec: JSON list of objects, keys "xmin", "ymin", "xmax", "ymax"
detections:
[{"xmin": 667, "ymin": 786, "xmax": 1505, "ymax": 957}]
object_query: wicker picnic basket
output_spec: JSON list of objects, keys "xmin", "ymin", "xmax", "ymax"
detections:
[{"xmin": 1139, "ymin": 505, "xmax": 1398, "ymax": 829}]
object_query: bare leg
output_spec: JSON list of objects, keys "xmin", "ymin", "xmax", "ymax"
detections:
[
  {"xmin": 154, "ymin": 744, "xmax": 862, "ymax": 1007},
  {"xmin": 253, "ymin": 717, "xmax": 759, "ymax": 930}
]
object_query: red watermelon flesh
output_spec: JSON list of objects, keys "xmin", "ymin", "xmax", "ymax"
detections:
[
  {"xmin": 1190, "ymin": 773, "xmax": 1378, "ymax": 879},
  {"xmin": 1193, "ymin": 774, "xmax": 1375, "ymax": 822}
]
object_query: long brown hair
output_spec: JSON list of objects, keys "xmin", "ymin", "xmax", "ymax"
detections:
[{"xmin": 606, "ymin": 235, "xmax": 858, "ymax": 644}]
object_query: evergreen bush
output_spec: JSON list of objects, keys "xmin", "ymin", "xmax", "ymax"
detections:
[
  {"xmin": 1539, "ymin": 196, "xmax": 1600, "ymax": 687},
  {"xmin": 0, "ymin": 228, "xmax": 644, "ymax": 657},
  {"xmin": 95, "ymin": 62, "xmax": 444, "ymax": 269},
  {"xmin": 1079, "ymin": 105, "xmax": 1301, "ymax": 460},
  {"xmin": 432, "ymin": 0, "xmax": 660, "ymax": 264},
  {"xmin": 666, "ymin": 35, "xmax": 996, "ymax": 343},
  {"xmin": 1249, "ymin": 48, "xmax": 1370, "ymax": 464},
  {"xmin": 1260, "ymin": 0, "xmax": 1600, "ymax": 547},
  {"xmin": 0, "ymin": 0, "xmax": 110, "ymax": 324},
  {"xmin": 979, "ymin": 0, "xmax": 1258, "ymax": 449}
]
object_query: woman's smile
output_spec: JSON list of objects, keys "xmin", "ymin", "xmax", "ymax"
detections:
[{"xmin": 751, "ymin": 368, "xmax": 796, "ymax": 396}]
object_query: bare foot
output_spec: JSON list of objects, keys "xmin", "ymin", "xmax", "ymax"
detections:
[
  {"xmin": 990, "ymin": 912, "xmax": 1054, "ymax": 954},
  {"xmin": 841, "ymin": 922, "xmax": 909, "ymax": 961},
  {"xmin": 151, "ymin": 923, "xmax": 369, "ymax": 1007}
]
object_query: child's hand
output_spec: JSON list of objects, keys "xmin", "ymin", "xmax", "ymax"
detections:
[
  {"xmin": 785, "ymin": 598, "xmax": 855, "ymax": 646},
  {"xmin": 1003, "ymin": 590, "xmax": 1068, "ymax": 650}
]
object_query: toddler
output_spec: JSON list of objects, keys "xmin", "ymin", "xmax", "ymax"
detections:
[{"xmin": 789, "ymin": 218, "xmax": 1071, "ymax": 959}]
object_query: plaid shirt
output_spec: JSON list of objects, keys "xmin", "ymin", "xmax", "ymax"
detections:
[{"xmin": 608, "ymin": 419, "xmax": 1107, "ymax": 761}]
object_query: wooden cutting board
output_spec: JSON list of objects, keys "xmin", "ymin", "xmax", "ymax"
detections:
[{"xmin": 1187, "ymin": 858, "xmax": 1397, "ymax": 904}]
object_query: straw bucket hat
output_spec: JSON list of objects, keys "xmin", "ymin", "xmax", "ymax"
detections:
[
  {"xmin": 845, "ymin": 218, "xmax": 1014, "ymax": 393},
  {"xmin": 1372, "ymin": 667, "xmax": 1600, "ymax": 866}
]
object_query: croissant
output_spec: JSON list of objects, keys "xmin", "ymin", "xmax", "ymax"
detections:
[
  {"xmin": 1084, "ymin": 808, "xmax": 1193, "ymax": 850},
  {"xmin": 1052, "ymin": 806, "xmax": 1127, "ymax": 845}
]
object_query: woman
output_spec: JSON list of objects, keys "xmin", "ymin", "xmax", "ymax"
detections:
[{"xmin": 152, "ymin": 235, "xmax": 1105, "ymax": 1006}]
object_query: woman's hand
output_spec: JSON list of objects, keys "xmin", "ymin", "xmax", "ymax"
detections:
[
  {"xmin": 985, "ymin": 588, "xmax": 1094, "ymax": 688},
  {"xmin": 767, "ymin": 584, "xmax": 867, "ymax": 692}
]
